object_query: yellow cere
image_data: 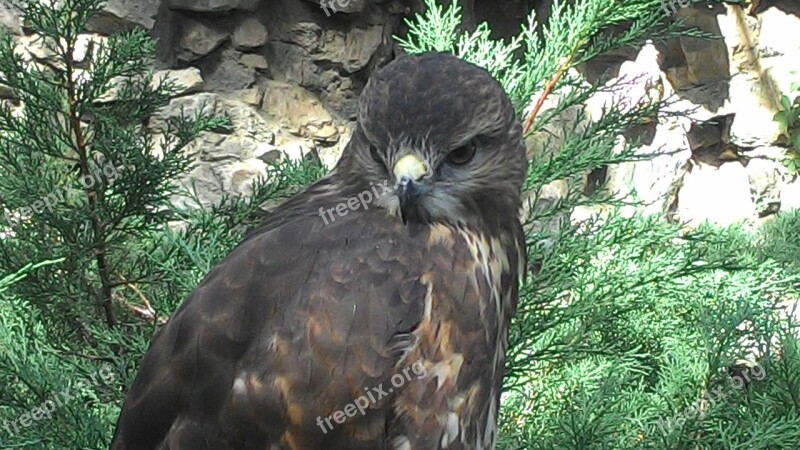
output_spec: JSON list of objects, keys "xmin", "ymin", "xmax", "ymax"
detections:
[{"xmin": 393, "ymin": 154, "xmax": 427, "ymax": 182}]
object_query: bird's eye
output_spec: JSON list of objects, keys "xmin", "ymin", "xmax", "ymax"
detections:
[
  {"xmin": 370, "ymin": 145, "xmax": 383, "ymax": 164},
  {"xmin": 447, "ymin": 140, "xmax": 477, "ymax": 165}
]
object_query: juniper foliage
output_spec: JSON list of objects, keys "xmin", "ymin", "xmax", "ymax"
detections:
[{"xmin": 0, "ymin": 0, "xmax": 231, "ymax": 332}]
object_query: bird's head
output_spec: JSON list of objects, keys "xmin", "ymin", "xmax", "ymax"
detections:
[{"xmin": 336, "ymin": 53, "xmax": 527, "ymax": 230}]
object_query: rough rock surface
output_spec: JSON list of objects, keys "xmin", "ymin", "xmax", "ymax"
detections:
[
  {"xmin": 5, "ymin": 0, "xmax": 800, "ymax": 227},
  {"xmin": 87, "ymin": 0, "xmax": 163, "ymax": 33},
  {"xmin": 167, "ymin": 0, "xmax": 260, "ymax": 13},
  {"xmin": 568, "ymin": 0, "xmax": 800, "ymax": 226}
]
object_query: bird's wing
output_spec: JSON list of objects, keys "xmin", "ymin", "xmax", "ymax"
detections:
[{"xmin": 111, "ymin": 197, "xmax": 445, "ymax": 449}]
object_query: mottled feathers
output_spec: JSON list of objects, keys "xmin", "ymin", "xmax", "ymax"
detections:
[{"xmin": 111, "ymin": 53, "xmax": 527, "ymax": 450}]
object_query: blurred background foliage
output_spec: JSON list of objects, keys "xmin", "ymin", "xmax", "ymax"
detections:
[{"xmin": 0, "ymin": 0, "xmax": 798, "ymax": 448}]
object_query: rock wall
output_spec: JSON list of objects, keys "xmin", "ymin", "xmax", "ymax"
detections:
[
  {"xmin": 2, "ymin": 0, "xmax": 799, "ymax": 225},
  {"xmin": 638, "ymin": 0, "xmax": 800, "ymax": 226},
  {"xmin": 545, "ymin": 0, "xmax": 800, "ymax": 227}
]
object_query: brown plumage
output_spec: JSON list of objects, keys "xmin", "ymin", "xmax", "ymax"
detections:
[{"xmin": 111, "ymin": 52, "xmax": 528, "ymax": 450}]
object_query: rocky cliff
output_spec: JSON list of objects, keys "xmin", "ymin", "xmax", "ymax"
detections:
[{"xmin": 2, "ymin": 0, "xmax": 798, "ymax": 225}]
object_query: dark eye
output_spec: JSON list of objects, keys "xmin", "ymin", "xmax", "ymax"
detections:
[
  {"xmin": 447, "ymin": 140, "xmax": 477, "ymax": 165},
  {"xmin": 370, "ymin": 145, "xmax": 383, "ymax": 164}
]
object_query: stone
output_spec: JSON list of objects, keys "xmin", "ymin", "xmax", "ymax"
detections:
[
  {"xmin": 613, "ymin": 121, "xmax": 693, "ymax": 217},
  {"xmin": 86, "ymin": 0, "xmax": 162, "ymax": 33},
  {"xmin": 269, "ymin": 22, "xmax": 381, "ymax": 74},
  {"xmin": 524, "ymin": 179, "xmax": 570, "ymax": 241},
  {"xmin": 674, "ymin": 6, "xmax": 729, "ymax": 86},
  {"xmin": 16, "ymin": 35, "xmax": 56, "ymax": 63},
  {"xmin": 317, "ymin": 75, "xmax": 362, "ymax": 120},
  {"xmin": 190, "ymin": 131, "xmax": 227, "ymax": 151},
  {"xmin": 308, "ymin": 123, "xmax": 339, "ymax": 144},
  {"xmin": 667, "ymin": 72, "xmax": 782, "ymax": 150},
  {"xmin": 199, "ymin": 46, "xmax": 255, "ymax": 92},
  {"xmin": 233, "ymin": 86, "xmax": 264, "ymax": 107},
  {"xmin": 716, "ymin": 2, "xmax": 760, "ymax": 57},
  {"xmin": 315, "ymin": 0, "xmax": 369, "ymax": 15},
  {"xmin": 0, "ymin": 83, "xmax": 16, "ymax": 99},
  {"xmin": 696, "ymin": 4, "xmax": 790, "ymax": 149},
  {"xmin": 16, "ymin": 33, "xmax": 106, "ymax": 66},
  {"xmin": 265, "ymin": 17, "xmax": 387, "ymax": 117},
  {"xmin": 586, "ymin": 43, "xmax": 664, "ymax": 119},
  {"xmin": 571, "ymin": 204, "xmax": 613, "ymax": 225},
  {"xmin": 685, "ymin": 115, "xmax": 731, "ymax": 151},
  {"xmin": 232, "ymin": 18, "xmax": 269, "ymax": 50},
  {"xmin": 728, "ymin": 71, "xmax": 785, "ymax": 148},
  {"xmin": 748, "ymin": 146, "xmax": 787, "ymax": 160},
  {"xmin": 197, "ymin": 135, "xmax": 256, "ymax": 162},
  {"xmin": 167, "ymin": 0, "xmax": 260, "ymax": 12},
  {"xmin": 220, "ymin": 158, "xmax": 268, "ymax": 195},
  {"xmin": 96, "ymin": 68, "xmax": 204, "ymax": 102},
  {"xmin": 323, "ymin": 25, "xmax": 383, "ymax": 74},
  {"xmin": 171, "ymin": 129, "xmax": 273, "ymax": 205},
  {"xmin": 260, "ymin": 80, "xmax": 333, "ymax": 135},
  {"xmin": 176, "ymin": 18, "xmax": 228, "ymax": 63},
  {"xmin": 277, "ymin": 21, "xmax": 321, "ymax": 52},
  {"xmin": 0, "ymin": 0, "xmax": 22, "ymax": 34},
  {"xmin": 666, "ymin": 79, "xmax": 730, "ymax": 121},
  {"xmin": 316, "ymin": 139, "xmax": 346, "ymax": 170},
  {"xmin": 239, "ymin": 53, "xmax": 269, "ymax": 70},
  {"xmin": 174, "ymin": 163, "xmax": 224, "ymax": 208},
  {"xmin": 95, "ymin": 76, "xmax": 125, "ymax": 103},
  {"xmin": 233, "ymin": 131, "xmax": 322, "ymax": 174},
  {"xmin": 73, "ymin": 34, "xmax": 105, "ymax": 64},
  {"xmin": 746, "ymin": 158, "xmax": 784, "ymax": 216},
  {"xmin": 219, "ymin": 96, "xmax": 274, "ymax": 143},
  {"xmin": 148, "ymin": 133, "xmax": 167, "ymax": 160},
  {"xmin": 718, "ymin": 147, "xmax": 740, "ymax": 161},
  {"xmin": 679, "ymin": 35, "xmax": 728, "ymax": 86},
  {"xmin": 676, "ymin": 161, "xmax": 757, "ymax": 226},
  {"xmin": 758, "ymin": 6, "xmax": 800, "ymax": 65},
  {"xmin": 758, "ymin": 7, "xmax": 800, "ymax": 109},
  {"xmin": 275, "ymin": 137, "xmax": 316, "ymax": 162},
  {"xmin": 10, "ymin": 0, "xmax": 782, "ymax": 227},
  {"xmin": 14, "ymin": 33, "xmax": 106, "ymax": 69},
  {"xmin": 153, "ymin": 68, "xmax": 204, "ymax": 96},
  {"xmin": 254, "ymin": 142, "xmax": 282, "ymax": 164},
  {"xmin": 152, "ymin": 93, "xmax": 222, "ymax": 131}
]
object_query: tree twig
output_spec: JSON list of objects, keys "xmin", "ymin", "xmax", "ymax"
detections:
[
  {"xmin": 115, "ymin": 272, "xmax": 167, "ymax": 324},
  {"xmin": 62, "ymin": 11, "xmax": 116, "ymax": 328},
  {"xmin": 116, "ymin": 272, "xmax": 152, "ymax": 310},
  {"xmin": 522, "ymin": 39, "xmax": 585, "ymax": 135}
]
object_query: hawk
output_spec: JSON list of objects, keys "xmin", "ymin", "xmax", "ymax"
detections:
[{"xmin": 111, "ymin": 52, "xmax": 528, "ymax": 450}]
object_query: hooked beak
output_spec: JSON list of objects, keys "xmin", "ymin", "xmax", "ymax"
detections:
[{"xmin": 393, "ymin": 154, "xmax": 427, "ymax": 224}]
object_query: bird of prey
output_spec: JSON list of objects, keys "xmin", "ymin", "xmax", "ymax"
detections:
[{"xmin": 111, "ymin": 52, "xmax": 528, "ymax": 450}]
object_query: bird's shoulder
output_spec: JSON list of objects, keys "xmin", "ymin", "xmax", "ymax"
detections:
[{"xmin": 166, "ymin": 187, "xmax": 477, "ymax": 346}]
